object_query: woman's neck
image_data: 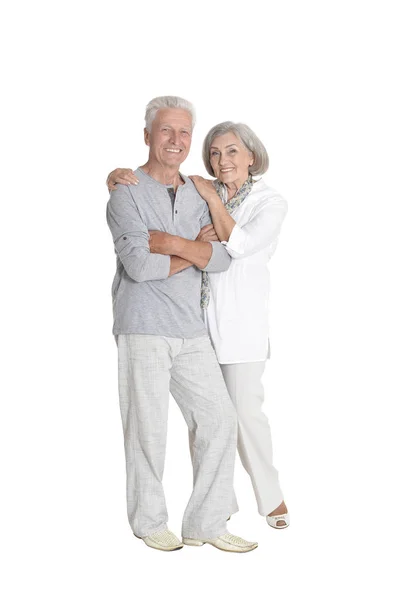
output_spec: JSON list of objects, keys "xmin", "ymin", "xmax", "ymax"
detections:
[{"xmin": 225, "ymin": 178, "xmax": 246, "ymax": 200}]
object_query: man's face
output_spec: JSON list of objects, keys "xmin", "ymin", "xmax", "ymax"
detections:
[{"xmin": 145, "ymin": 108, "xmax": 193, "ymax": 168}]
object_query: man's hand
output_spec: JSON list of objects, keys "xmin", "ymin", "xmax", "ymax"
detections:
[
  {"xmin": 106, "ymin": 168, "xmax": 139, "ymax": 191},
  {"xmin": 189, "ymin": 175, "xmax": 219, "ymax": 204},
  {"xmin": 196, "ymin": 225, "xmax": 219, "ymax": 242},
  {"xmin": 149, "ymin": 231, "xmax": 177, "ymax": 255}
]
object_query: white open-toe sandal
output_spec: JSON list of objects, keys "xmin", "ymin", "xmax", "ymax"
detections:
[{"xmin": 266, "ymin": 513, "xmax": 290, "ymax": 529}]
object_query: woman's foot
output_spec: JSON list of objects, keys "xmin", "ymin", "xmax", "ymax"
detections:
[{"xmin": 267, "ymin": 501, "xmax": 289, "ymax": 528}]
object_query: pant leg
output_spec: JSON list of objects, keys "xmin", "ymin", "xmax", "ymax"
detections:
[
  {"xmin": 220, "ymin": 361, "xmax": 284, "ymax": 516},
  {"xmin": 169, "ymin": 336, "xmax": 238, "ymax": 539},
  {"xmin": 187, "ymin": 430, "xmax": 240, "ymax": 517},
  {"xmin": 117, "ymin": 334, "xmax": 176, "ymax": 538}
]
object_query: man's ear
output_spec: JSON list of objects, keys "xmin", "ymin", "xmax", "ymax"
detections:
[{"xmin": 144, "ymin": 128, "xmax": 150, "ymax": 146}]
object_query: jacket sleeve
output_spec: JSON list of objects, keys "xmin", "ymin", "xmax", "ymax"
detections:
[
  {"xmin": 221, "ymin": 196, "xmax": 288, "ymax": 259},
  {"xmin": 198, "ymin": 201, "xmax": 232, "ymax": 273},
  {"xmin": 106, "ymin": 184, "xmax": 171, "ymax": 283}
]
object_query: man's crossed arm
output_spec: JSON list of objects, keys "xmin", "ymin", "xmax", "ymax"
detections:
[
  {"xmin": 162, "ymin": 225, "xmax": 219, "ymax": 275},
  {"xmin": 150, "ymin": 230, "xmax": 219, "ymax": 272},
  {"xmin": 107, "ymin": 185, "xmax": 230, "ymax": 283}
]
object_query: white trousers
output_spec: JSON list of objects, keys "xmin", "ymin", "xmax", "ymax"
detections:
[
  {"xmin": 220, "ymin": 361, "xmax": 284, "ymax": 516},
  {"xmin": 117, "ymin": 334, "xmax": 237, "ymax": 539}
]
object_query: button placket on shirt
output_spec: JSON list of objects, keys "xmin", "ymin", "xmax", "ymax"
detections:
[
  {"xmin": 166, "ymin": 186, "xmax": 177, "ymax": 226},
  {"xmin": 174, "ymin": 186, "xmax": 181, "ymax": 222}
]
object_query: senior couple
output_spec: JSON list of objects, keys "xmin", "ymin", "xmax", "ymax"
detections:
[{"xmin": 106, "ymin": 96, "xmax": 288, "ymax": 553}]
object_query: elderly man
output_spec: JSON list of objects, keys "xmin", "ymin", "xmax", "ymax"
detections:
[{"xmin": 107, "ymin": 96, "xmax": 257, "ymax": 553}]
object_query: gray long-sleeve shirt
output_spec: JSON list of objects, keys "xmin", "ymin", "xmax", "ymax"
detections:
[{"xmin": 106, "ymin": 168, "xmax": 231, "ymax": 337}]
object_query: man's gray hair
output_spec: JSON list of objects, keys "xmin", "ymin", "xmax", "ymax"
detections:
[
  {"xmin": 202, "ymin": 121, "xmax": 269, "ymax": 177},
  {"xmin": 145, "ymin": 96, "xmax": 196, "ymax": 132}
]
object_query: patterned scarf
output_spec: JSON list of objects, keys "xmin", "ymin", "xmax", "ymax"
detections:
[{"xmin": 200, "ymin": 175, "xmax": 254, "ymax": 309}]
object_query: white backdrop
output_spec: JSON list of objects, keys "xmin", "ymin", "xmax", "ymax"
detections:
[{"xmin": 1, "ymin": 1, "xmax": 398, "ymax": 598}]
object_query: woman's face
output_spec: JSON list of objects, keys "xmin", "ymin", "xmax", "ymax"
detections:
[{"xmin": 209, "ymin": 132, "xmax": 253, "ymax": 188}]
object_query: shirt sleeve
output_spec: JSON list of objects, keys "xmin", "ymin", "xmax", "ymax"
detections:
[
  {"xmin": 199, "ymin": 202, "xmax": 212, "ymax": 227},
  {"xmin": 221, "ymin": 195, "xmax": 288, "ymax": 259},
  {"xmin": 198, "ymin": 202, "xmax": 232, "ymax": 272},
  {"xmin": 106, "ymin": 184, "xmax": 171, "ymax": 283}
]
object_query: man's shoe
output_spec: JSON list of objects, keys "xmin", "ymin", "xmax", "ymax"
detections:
[
  {"xmin": 138, "ymin": 529, "xmax": 184, "ymax": 551},
  {"xmin": 183, "ymin": 532, "xmax": 258, "ymax": 553}
]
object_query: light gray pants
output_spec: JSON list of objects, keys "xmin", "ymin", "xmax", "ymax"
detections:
[
  {"xmin": 221, "ymin": 361, "xmax": 284, "ymax": 516},
  {"xmin": 117, "ymin": 334, "xmax": 237, "ymax": 539}
]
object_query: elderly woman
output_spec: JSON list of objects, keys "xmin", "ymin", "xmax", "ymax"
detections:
[{"xmin": 106, "ymin": 122, "xmax": 289, "ymax": 529}]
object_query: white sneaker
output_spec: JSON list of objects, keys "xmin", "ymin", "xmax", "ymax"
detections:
[
  {"xmin": 183, "ymin": 532, "xmax": 258, "ymax": 553},
  {"xmin": 138, "ymin": 529, "xmax": 184, "ymax": 551}
]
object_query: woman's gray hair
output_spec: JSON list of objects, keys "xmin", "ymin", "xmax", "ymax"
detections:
[
  {"xmin": 145, "ymin": 96, "xmax": 196, "ymax": 132},
  {"xmin": 202, "ymin": 121, "xmax": 269, "ymax": 177}
]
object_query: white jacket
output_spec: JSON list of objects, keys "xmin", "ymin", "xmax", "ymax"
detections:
[{"xmin": 203, "ymin": 178, "xmax": 288, "ymax": 364}]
